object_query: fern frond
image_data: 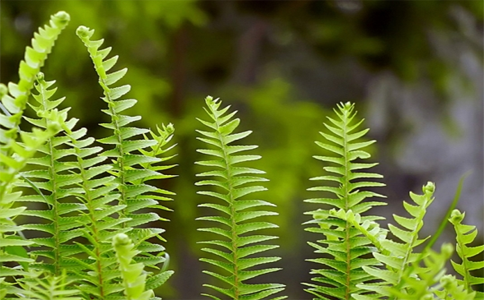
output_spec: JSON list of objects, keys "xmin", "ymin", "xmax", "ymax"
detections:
[
  {"xmin": 0, "ymin": 11, "xmax": 69, "ymax": 144},
  {"xmin": 357, "ymin": 182, "xmax": 439, "ymax": 299},
  {"xmin": 0, "ymin": 56, "xmax": 66, "ymax": 283},
  {"xmin": 304, "ymin": 101, "xmax": 385, "ymax": 299},
  {"xmin": 14, "ymin": 73, "xmax": 91, "ymax": 277},
  {"xmin": 76, "ymin": 25, "xmax": 175, "ymax": 293},
  {"xmin": 15, "ymin": 73, "xmax": 131, "ymax": 299},
  {"xmin": 449, "ymin": 209, "xmax": 484, "ymax": 298},
  {"xmin": 196, "ymin": 96, "xmax": 286, "ymax": 300},
  {"xmin": 76, "ymin": 25, "xmax": 175, "ymax": 231},
  {"xmin": 355, "ymin": 244, "xmax": 453, "ymax": 300},
  {"xmin": 0, "ymin": 12, "xmax": 69, "ymax": 281},
  {"xmin": 389, "ymin": 243, "xmax": 453, "ymax": 300}
]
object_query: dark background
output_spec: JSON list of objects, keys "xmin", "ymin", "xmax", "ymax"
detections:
[{"xmin": 1, "ymin": 1, "xmax": 483, "ymax": 299}]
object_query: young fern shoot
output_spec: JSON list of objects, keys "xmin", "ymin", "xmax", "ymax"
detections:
[
  {"xmin": 304, "ymin": 102, "xmax": 386, "ymax": 300},
  {"xmin": 113, "ymin": 233, "xmax": 156, "ymax": 300},
  {"xmin": 196, "ymin": 96, "xmax": 286, "ymax": 300}
]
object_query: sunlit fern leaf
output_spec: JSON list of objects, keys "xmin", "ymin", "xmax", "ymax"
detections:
[
  {"xmin": 0, "ymin": 11, "xmax": 69, "ymax": 145},
  {"xmin": 357, "ymin": 182, "xmax": 437, "ymax": 299},
  {"xmin": 65, "ymin": 127, "xmax": 127, "ymax": 298},
  {"xmin": 196, "ymin": 96, "xmax": 286, "ymax": 300},
  {"xmin": 303, "ymin": 102, "xmax": 385, "ymax": 300},
  {"xmin": 76, "ymin": 25, "xmax": 175, "ymax": 290},
  {"xmin": 449, "ymin": 209, "xmax": 484, "ymax": 299}
]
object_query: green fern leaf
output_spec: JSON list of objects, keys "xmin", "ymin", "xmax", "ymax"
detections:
[
  {"xmin": 0, "ymin": 12, "xmax": 69, "ymax": 284},
  {"xmin": 76, "ymin": 25, "xmax": 176, "ymax": 297},
  {"xmin": 16, "ymin": 73, "xmax": 132, "ymax": 299},
  {"xmin": 449, "ymin": 209, "xmax": 484, "ymax": 298},
  {"xmin": 304, "ymin": 102, "xmax": 385, "ymax": 299},
  {"xmin": 0, "ymin": 11, "xmax": 69, "ymax": 144},
  {"xmin": 196, "ymin": 96, "xmax": 286, "ymax": 300},
  {"xmin": 357, "ymin": 182, "xmax": 444, "ymax": 299},
  {"xmin": 390, "ymin": 243, "xmax": 453, "ymax": 300},
  {"xmin": 76, "ymin": 25, "xmax": 176, "ymax": 231}
]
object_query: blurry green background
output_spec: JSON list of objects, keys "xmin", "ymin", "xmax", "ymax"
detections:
[{"xmin": 1, "ymin": 1, "xmax": 483, "ymax": 299}]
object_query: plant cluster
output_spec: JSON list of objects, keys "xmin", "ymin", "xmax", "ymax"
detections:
[{"xmin": 0, "ymin": 11, "xmax": 482, "ymax": 300}]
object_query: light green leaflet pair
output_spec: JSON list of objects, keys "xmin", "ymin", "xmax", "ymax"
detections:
[{"xmin": 0, "ymin": 11, "xmax": 482, "ymax": 300}]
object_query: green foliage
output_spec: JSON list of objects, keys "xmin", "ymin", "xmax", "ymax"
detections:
[
  {"xmin": 113, "ymin": 233, "xmax": 174, "ymax": 300},
  {"xmin": 303, "ymin": 102, "xmax": 386, "ymax": 299},
  {"xmin": 0, "ymin": 10, "xmax": 69, "ymax": 284},
  {"xmin": 0, "ymin": 9, "xmax": 483, "ymax": 300},
  {"xmin": 0, "ymin": 11, "xmax": 175, "ymax": 299},
  {"xmin": 195, "ymin": 96, "xmax": 286, "ymax": 300},
  {"xmin": 356, "ymin": 182, "xmax": 437, "ymax": 298},
  {"xmin": 449, "ymin": 210, "xmax": 484, "ymax": 299}
]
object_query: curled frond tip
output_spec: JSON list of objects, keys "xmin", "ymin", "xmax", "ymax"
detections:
[
  {"xmin": 52, "ymin": 11, "xmax": 70, "ymax": 25},
  {"xmin": 76, "ymin": 26, "xmax": 94, "ymax": 39}
]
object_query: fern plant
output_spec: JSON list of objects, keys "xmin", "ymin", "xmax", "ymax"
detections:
[
  {"xmin": 0, "ymin": 10, "xmax": 70, "ymax": 288},
  {"xmin": 304, "ymin": 101, "xmax": 386, "ymax": 299},
  {"xmin": 75, "ymin": 24, "xmax": 176, "ymax": 295},
  {"xmin": 1, "ymin": 9, "xmax": 483, "ymax": 300},
  {"xmin": 354, "ymin": 182, "xmax": 438, "ymax": 299},
  {"xmin": 0, "ymin": 11, "xmax": 176, "ymax": 299},
  {"xmin": 449, "ymin": 209, "xmax": 484, "ymax": 299},
  {"xmin": 195, "ymin": 96, "xmax": 286, "ymax": 300},
  {"xmin": 17, "ymin": 71, "xmax": 129, "ymax": 298}
]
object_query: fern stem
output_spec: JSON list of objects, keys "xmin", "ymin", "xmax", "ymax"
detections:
[
  {"xmin": 342, "ymin": 108, "xmax": 352, "ymax": 299},
  {"xmin": 104, "ymin": 85, "xmax": 129, "ymax": 223},
  {"xmin": 48, "ymin": 136, "xmax": 62, "ymax": 275},
  {"xmin": 75, "ymin": 151, "xmax": 107, "ymax": 298},
  {"xmin": 213, "ymin": 114, "xmax": 241, "ymax": 300},
  {"xmin": 37, "ymin": 75, "xmax": 62, "ymax": 275},
  {"xmin": 452, "ymin": 212, "xmax": 473, "ymax": 291}
]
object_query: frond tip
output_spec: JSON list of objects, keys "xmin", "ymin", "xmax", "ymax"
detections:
[
  {"xmin": 196, "ymin": 96, "xmax": 286, "ymax": 300},
  {"xmin": 113, "ymin": 233, "xmax": 156, "ymax": 300}
]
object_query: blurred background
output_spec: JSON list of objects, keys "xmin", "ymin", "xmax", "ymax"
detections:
[{"xmin": 1, "ymin": 1, "xmax": 483, "ymax": 299}]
